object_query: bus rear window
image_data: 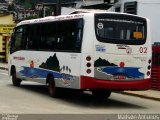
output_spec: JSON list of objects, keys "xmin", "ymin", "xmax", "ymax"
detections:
[{"xmin": 95, "ymin": 14, "xmax": 147, "ymax": 45}]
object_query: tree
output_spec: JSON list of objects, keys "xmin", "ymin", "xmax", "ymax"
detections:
[{"xmin": 8, "ymin": 3, "xmax": 15, "ymax": 11}]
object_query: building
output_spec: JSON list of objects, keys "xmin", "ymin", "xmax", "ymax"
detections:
[
  {"xmin": 0, "ymin": 3, "xmax": 8, "ymax": 12},
  {"xmin": 4, "ymin": 0, "xmax": 14, "ymax": 4},
  {"xmin": 0, "ymin": 13, "xmax": 15, "ymax": 62},
  {"xmin": 110, "ymin": 0, "xmax": 160, "ymax": 43},
  {"xmin": 35, "ymin": 0, "xmax": 116, "ymax": 16}
]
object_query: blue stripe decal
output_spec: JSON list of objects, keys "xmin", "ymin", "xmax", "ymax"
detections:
[
  {"xmin": 19, "ymin": 66, "xmax": 62, "ymax": 79},
  {"xmin": 100, "ymin": 67, "xmax": 144, "ymax": 78}
]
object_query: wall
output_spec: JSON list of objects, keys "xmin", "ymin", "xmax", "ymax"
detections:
[
  {"xmin": 0, "ymin": 14, "xmax": 15, "ymax": 24},
  {"xmin": 138, "ymin": 1, "xmax": 160, "ymax": 43},
  {"xmin": 0, "ymin": 14, "xmax": 15, "ymax": 62}
]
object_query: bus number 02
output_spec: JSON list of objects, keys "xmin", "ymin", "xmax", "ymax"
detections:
[{"xmin": 139, "ymin": 47, "xmax": 147, "ymax": 53}]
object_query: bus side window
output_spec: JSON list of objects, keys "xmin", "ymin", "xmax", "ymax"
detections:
[
  {"xmin": 55, "ymin": 19, "xmax": 83, "ymax": 52},
  {"xmin": 75, "ymin": 29, "xmax": 82, "ymax": 51},
  {"xmin": 46, "ymin": 37, "xmax": 56, "ymax": 50},
  {"xmin": 26, "ymin": 37, "xmax": 34, "ymax": 49},
  {"xmin": 75, "ymin": 19, "xmax": 83, "ymax": 52},
  {"xmin": 40, "ymin": 22, "xmax": 57, "ymax": 50},
  {"xmin": 27, "ymin": 24, "xmax": 40, "ymax": 50}
]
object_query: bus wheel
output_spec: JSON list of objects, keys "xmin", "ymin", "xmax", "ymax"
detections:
[
  {"xmin": 92, "ymin": 90, "xmax": 111, "ymax": 99},
  {"xmin": 48, "ymin": 78, "xmax": 58, "ymax": 97},
  {"xmin": 12, "ymin": 70, "xmax": 21, "ymax": 86}
]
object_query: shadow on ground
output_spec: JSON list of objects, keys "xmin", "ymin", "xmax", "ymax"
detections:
[{"xmin": 8, "ymin": 83, "xmax": 146, "ymax": 109}]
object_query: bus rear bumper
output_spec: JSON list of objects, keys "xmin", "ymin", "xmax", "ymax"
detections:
[{"xmin": 80, "ymin": 76, "xmax": 151, "ymax": 90}]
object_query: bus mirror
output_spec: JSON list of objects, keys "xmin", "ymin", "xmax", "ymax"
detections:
[
  {"xmin": 10, "ymin": 33, "xmax": 15, "ymax": 41},
  {"xmin": 9, "ymin": 33, "xmax": 15, "ymax": 52}
]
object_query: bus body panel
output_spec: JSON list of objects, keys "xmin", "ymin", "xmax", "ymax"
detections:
[
  {"xmin": 80, "ymin": 13, "xmax": 151, "ymax": 90},
  {"xmin": 89, "ymin": 13, "xmax": 151, "ymax": 90},
  {"xmin": 9, "ymin": 50, "xmax": 81, "ymax": 89},
  {"xmin": 80, "ymin": 76, "xmax": 150, "ymax": 90},
  {"xmin": 80, "ymin": 14, "xmax": 95, "ymax": 78}
]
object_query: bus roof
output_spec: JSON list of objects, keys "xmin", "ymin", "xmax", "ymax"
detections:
[
  {"xmin": 17, "ymin": 13, "xmax": 85, "ymax": 27},
  {"xmin": 16, "ymin": 11, "xmax": 146, "ymax": 27}
]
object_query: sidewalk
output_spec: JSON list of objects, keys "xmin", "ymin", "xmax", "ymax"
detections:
[
  {"xmin": 0, "ymin": 62, "xmax": 160, "ymax": 101},
  {"xmin": 0, "ymin": 62, "xmax": 8, "ymax": 71},
  {"xmin": 118, "ymin": 90, "xmax": 160, "ymax": 101}
]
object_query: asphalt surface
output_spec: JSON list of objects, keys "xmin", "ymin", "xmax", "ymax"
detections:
[{"xmin": 0, "ymin": 63, "xmax": 160, "ymax": 102}]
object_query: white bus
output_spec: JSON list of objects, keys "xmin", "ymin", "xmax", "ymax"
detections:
[{"xmin": 9, "ymin": 12, "xmax": 152, "ymax": 98}]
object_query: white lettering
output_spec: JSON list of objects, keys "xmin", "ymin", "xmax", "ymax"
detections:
[{"xmin": 98, "ymin": 18, "xmax": 143, "ymax": 24}]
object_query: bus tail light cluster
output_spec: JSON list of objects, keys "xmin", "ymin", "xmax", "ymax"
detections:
[
  {"xmin": 86, "ymin": 56, "xmax": 91, "ymax": 61},
  {"xmin": 86, "ymin": 56, "xmax": 92, "ymax": 74},
  {"xmin": 147, "ymin": 59, "xmax": 152, "ymax": 76}
]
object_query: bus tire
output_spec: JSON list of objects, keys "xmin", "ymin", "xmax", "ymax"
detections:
[
  {"xmin": 12, "ymin": 69, "xmax": 21, "ymax": 86},
  {"xmin": 48, "ymin": 77, "xmax": 58, "ymax": 97},
  {"xmin": 92, "ymin": 90, "xmax": 111, "ymax": 99}
]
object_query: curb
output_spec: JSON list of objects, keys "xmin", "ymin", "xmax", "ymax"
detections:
[
  {"xmin": 0, "ymin": 67, "xmax": 8, "ymax": 71},
  {"xmin": 118, "ymin": 91, "xmax": 160, "ymax": 102}
]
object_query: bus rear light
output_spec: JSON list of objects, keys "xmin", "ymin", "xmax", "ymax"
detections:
[
  {"xmin": 86, "ymin": 63, "xmax": 91, "ymax": 67},
  {"xmin": 119, "ymin": 62, "xmax": 125, "ymax": 67},
  {"xmin": 86, "ymin": 69, "xmax": 91, "ymax": 74},
  {"xmin": 147, "ymin": 71, "xmax": 150, "ymax": 76},
  {"xmin": 114, "ymin": 74, "xmax": 126, "ymax": 80},
  {"xmin": 86, "ymin": 56, "xmax": 91, "ymax": 61},
  {"xmin": 148, "ymin": 65, "xmax": 151, "ymax": 70}
]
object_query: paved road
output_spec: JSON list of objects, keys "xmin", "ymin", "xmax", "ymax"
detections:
[{"xmin": 0, "ymin": 69, "xmax": 160, "ymax": 115}]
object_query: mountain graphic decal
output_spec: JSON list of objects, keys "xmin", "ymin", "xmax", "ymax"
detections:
[
  {"xmin": 39, "ymin": 53, "xmax": 60, "ymax": 72},
  {"xmin": 94, "ymin": 57, "xmax": 117, "ymax": 67}
]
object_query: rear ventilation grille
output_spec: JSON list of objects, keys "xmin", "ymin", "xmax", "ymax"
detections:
[{"xmin": 124, "ymin": 2, "xmax": 137, "ymax": 15}]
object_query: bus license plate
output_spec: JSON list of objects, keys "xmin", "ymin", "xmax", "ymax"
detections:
[{"xmin": 114, "ymin": 74, "xmax": 126, "ymax": 80}]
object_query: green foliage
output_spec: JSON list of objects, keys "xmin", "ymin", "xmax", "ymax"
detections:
[
  {"xmin": 24, "ymin": 0, "xmax": 32, "ymax": 9},
  {"xmin": 25, "ymin": 15, "xmax": 38, "ymax": 20},
  {"xmin": 8, "ymin": 4, "xmax": 15, "ymax": 11}
]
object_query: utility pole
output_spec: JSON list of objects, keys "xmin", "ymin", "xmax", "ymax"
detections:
[{"xmin": 56, "ymin": 0, "xmax": 61, "ymax": 16}]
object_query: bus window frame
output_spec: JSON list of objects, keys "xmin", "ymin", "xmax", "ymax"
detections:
[
  {"xmin": 12, "ymin": 18, "xmax": 84, "ymax": 53},
  {"xmin": 95, "ymin": 13, "xmax": 147, "ymax": 45},
  {"xmin": 54, "ymin": 19, "xmax": 84, "ymax": 53}
]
